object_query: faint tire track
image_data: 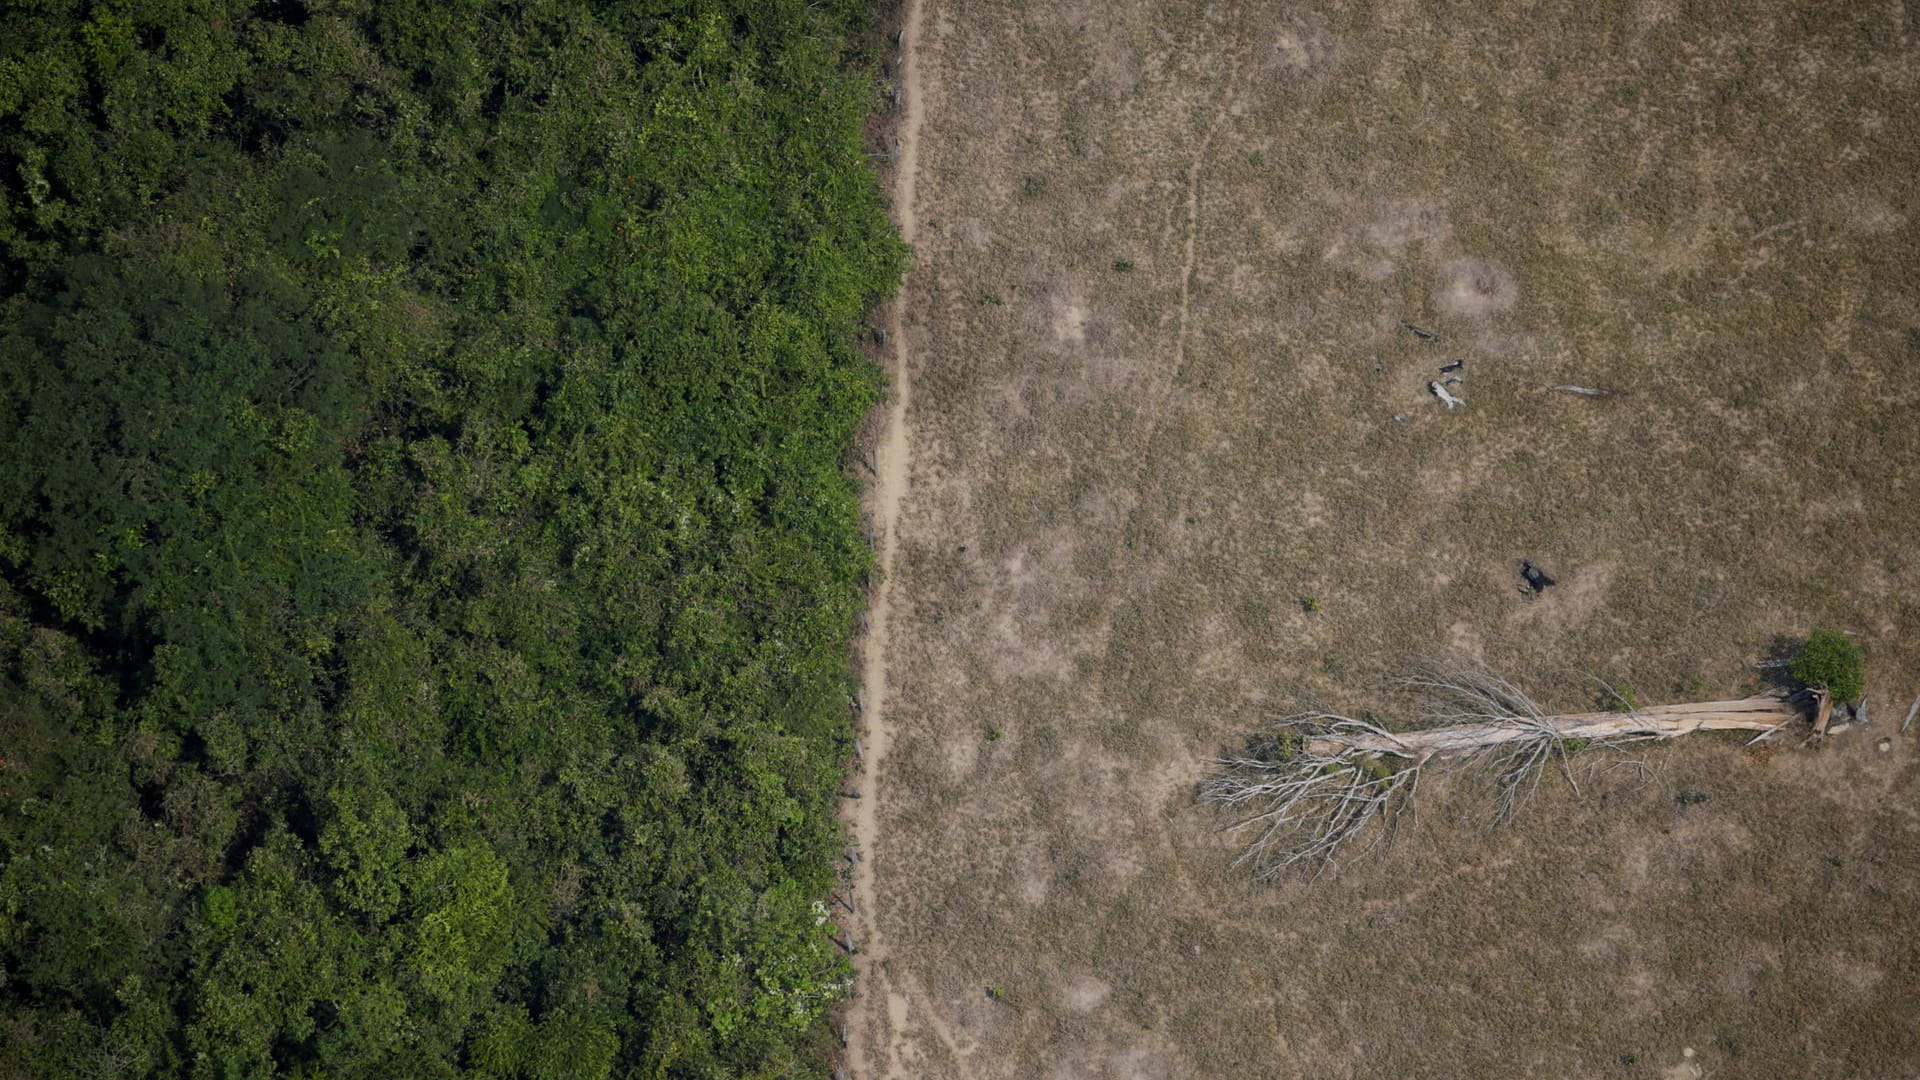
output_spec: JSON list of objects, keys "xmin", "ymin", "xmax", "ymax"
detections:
[{"xmin": 1095, "ymin": 13, "xmax": 1249, "ymax": 637}]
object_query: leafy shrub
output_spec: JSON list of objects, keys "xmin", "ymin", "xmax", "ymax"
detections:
[{"xmin": 1791, "ymin": 630, "xmax": 1865, "ymax": 702}]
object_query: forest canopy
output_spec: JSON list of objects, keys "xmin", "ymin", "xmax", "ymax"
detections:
[{"xmin": 0, "ymin": 0, "xmax": 902, "ymax": 1075}]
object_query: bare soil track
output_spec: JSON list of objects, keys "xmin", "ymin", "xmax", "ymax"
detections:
[
  {"xmin": 845, "ymin": 0, "xmax": 926, "ymax": 1076},
  {"xmin": 853, "ymin": 1, "xmax": 1920, "ymax": 1076}
]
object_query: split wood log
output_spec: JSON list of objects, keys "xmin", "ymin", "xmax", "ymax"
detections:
[{"xmin": 1812, "ymin": 688, "xmax": 1834, "ymax": 739}]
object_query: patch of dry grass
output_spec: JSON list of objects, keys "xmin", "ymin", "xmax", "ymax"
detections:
[{"xmin": 863, "ymin": 0, "xmax": 1920, "ymax": 1075}]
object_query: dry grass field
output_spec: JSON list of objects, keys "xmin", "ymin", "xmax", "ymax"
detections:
[{"xmin": 854, "ymin": 1, "xmax": 1920, "ymax": 1076}]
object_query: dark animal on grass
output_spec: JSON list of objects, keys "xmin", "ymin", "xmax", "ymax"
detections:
[{"xmin": 1520, "ymin": 559, "xmax": 1556, "ymax": 592}]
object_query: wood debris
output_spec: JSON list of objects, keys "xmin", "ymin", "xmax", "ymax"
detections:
[{"xmin": 1206, "ymin": 667, "xmax": 1812, "ymax": 880}]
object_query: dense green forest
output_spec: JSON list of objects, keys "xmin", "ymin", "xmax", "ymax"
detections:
[{"xmin": 0, "ymin": 0, "xmax": 902, "ymax": 1075}]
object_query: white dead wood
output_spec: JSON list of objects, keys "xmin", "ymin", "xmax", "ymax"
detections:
[
  {"xmin": 1902, "ymin": 693, "xmax": 1920, "ymax": 735},
  {"xmin": 1552, "ymin": 385, "xmax": 1623, "ymax": 398},
  {"xmin": 1428, "ymin": 380, "xmax": 1465, "ymax": 409},
  {"xmin": 1811, "ymin": 688, "xmax": 1834, "ymax": 740},
  {"xmin": 1203, "ymin": 666, "xmax": 1808, "ymax": 881}
]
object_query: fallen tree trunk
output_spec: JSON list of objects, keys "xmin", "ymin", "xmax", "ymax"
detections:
[
  {"xmin": 1304, "ymin": 694, "xmax": 1801, "ymax": 759},
  {"xmin": 1204, "ymin": 667, "xmax": 1813, "ymax": 882}
]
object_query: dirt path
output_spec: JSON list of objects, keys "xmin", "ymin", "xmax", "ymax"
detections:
[{"xmin": 845, "ymin": 0, "xmax": 925, "ymax": 1076}]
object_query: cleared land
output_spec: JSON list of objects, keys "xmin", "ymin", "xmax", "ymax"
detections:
[{"xmin": 856, "ymin": 1, "xmax": 1920, "ymax": 1077}]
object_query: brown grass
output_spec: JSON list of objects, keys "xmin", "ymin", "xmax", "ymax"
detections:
[{"xmin": 858, "ymin": 0, "xmax": 1920, "ymax": 1075}]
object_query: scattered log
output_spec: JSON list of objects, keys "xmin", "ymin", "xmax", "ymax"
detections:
[
  {"xmin": 1552, "ymin": 385, "xmax": 1625, "ymax": 398},
  {"xmin": 1901, "ymin": 691, "xmax": 1920, "ymax": 734},
  {"xmin": 1429, "ymin": 381, "xmax": 1465, "ymax": 409},
  {"xmin": 1813, "ymin": 688, "xmax": 1834, "ymax": 740}
]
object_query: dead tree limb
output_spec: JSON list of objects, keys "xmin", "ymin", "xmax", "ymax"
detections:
[
  {"xmin": 1812, "ymin": 688, "xmax": 1834, "ymax": 740},
  {"xmin": 1203, "ymin": 666, "xmax": 1809, "ymax": 881}
]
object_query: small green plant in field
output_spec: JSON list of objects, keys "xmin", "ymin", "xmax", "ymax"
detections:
[
  {"xmin": 985, "ymin": 726, "xmax": 1001, "ymax": 742},
  {"xmin": 985, "ymin": 986, "xmax": 1007, "ymax": 1003},
  {"xmin": 1111, "ymin": 258, "xmax": 1135, "ymax": 272},
  {"xmin": 1602, "ymin": 683, "xmax": 1641, "ymax": 712},
  {"xmin": 1299, "ymin": 596, "xmax": 1320, "ymax": 613},
  {"xmin": 1560, "ymin": 737, "xmax": 1590, "ymax": 754},
  {"xmin": 979, "ymin": 291, "xmax": 1003, "ymax": 305},
  {"xmin": 1357, "ymin": 756, "xmax": 1396, "ymax": 782},
  {"xmin": 1261, "ymin": 729, "xmax": 1304, "ymax": 762},
  {"xmin": 1791, "ymin": 629, "xmax": 1865, "ymax": 702}
]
